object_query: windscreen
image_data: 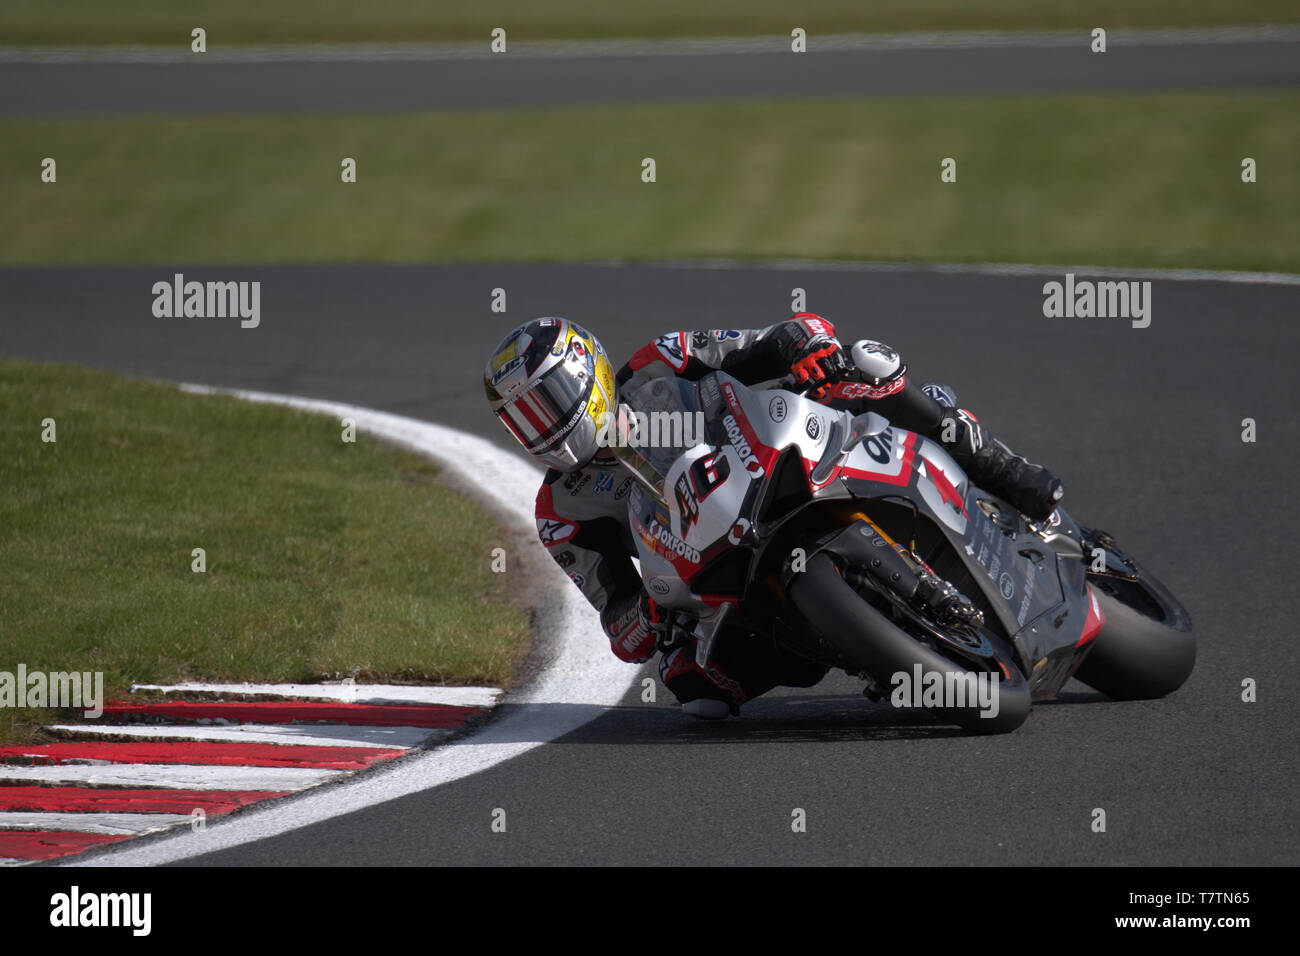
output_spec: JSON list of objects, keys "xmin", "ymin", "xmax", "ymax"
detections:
[{"xmin": 608, "ymin": 375, "xmax": 707, "ymax": 499}]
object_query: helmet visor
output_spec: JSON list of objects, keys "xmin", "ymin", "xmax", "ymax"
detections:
[{"xmin": 497, "ymin": 357, "xmax": 593, "ymax": 455}]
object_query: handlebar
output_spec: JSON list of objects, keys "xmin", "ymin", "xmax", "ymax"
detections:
[{"xmin": 774, "ymin": 374, "xmax": 817, "ymax": 395}]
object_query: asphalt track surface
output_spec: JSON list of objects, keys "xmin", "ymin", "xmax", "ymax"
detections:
[
  {"xmin": 3, "ymin": 261, "xmax": 1297, "ymax": 865},
  {"xmin": 4, "ymin": 37, "xmax": 1300, "ymax": 115}
]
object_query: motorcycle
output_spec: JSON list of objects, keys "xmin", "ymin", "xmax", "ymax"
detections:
[{"xmin": 610, "ymin": 369, "xmax": 1194, "ymax": 734}]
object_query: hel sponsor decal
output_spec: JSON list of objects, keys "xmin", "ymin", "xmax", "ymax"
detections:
[
  {"xmin": 768, "ymin": 395, "xmax": 787, "ymax": 422},
  {"xmin": 49, "ymin": 886, "xmax": 152, "ymax": 936},
  {"xmin": 647, "ymin": 520, "xmax": 702, "ymax": 564},
  {"xmin": 152, "ymin": 273, "xmax": 260, "ymax": 329},
  {"xmin": 614, "ymin": 476, "xmax": 636, "ymax": 500},
  {"xmin": 537, "ymin": 517, "xmax": 577, "ymax": 546},
  {"xmin": 890, "ymin": 665, "xmax": 1000, "ymax": 719},
  {"xmin": 654, "ymin": 332, "xmax": 689, "ymax": 372},
  {"xmin": 648, "ymin": 577, "xmax": 672, "ymax": 597},
  {"xmin": 0, "ymin": 666, "xmax": 104, "ymax": 719}
]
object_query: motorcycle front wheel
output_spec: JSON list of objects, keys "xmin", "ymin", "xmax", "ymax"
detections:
[{"xmin": 787, "ymin": 552, "xmax": 1031, "ymax": 735}]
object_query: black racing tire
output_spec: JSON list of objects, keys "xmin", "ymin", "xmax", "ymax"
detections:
[
  {"xmin": 1073, "ymin": 575, "xmax": 1195, "ymax": 700},
  {"xmin": 787, "ymin": 553, "xmax": 1031, "ymax": 735}
]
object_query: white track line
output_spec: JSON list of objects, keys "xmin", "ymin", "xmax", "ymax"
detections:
[
  {"xmin": 636, "ymin": 257, "xmax": 1300, "ymax": 286},
  {"xmin": 130, "ymin": 682, "xmax": 501, "ymax": 708},
  {"xmin": 67, "ymin": 390, "xmax": 633, "ymax": 866},
  {"xmin": 0, "ymin": 813, "xmax": 195, "ymax": 836},
  {"xmin": 2, "ymin": 25, "xmax": 1297, "ymax": 63},
  {"xmin": 2, "ymin": 763, "xmax": 340, "ymax": 791},
  {"xmin": 46, "ymin": 723, "xmax": 435, "ymax": 750}
]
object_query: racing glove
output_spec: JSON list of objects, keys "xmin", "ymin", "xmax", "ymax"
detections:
[
  {"xmin": 937, "ymin": 408, "xmax": 1065, "ymax": 523},
  {"xmin": 770, "ymin": 315, "xmax": 852, "ymax": 398}
]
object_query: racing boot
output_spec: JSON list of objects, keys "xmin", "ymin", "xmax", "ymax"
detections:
[
  {"xmin": 659, "ymin": 641, "xmax": 748, "ymax": 719},
  {"xmin": 935, "ymin": 407, "xmax": 1064, "ymax": 523}
]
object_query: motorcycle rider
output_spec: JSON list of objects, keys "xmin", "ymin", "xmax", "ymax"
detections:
[{"xmin": 484, "ymin": 314, "xmax": 1064, "ymax": 718}]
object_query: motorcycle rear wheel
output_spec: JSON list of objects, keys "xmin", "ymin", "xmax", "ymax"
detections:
[{"xmin": 1073, "ymin": 566, "xmax": 1195, "ymax": 700}]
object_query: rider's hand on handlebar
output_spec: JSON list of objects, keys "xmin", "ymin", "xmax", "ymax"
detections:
[{"xmin": 790, "ymin": 333, "xmax": 852, "ymax": 400}]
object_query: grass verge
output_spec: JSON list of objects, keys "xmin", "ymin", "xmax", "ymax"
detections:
[
  {"xmin": 0, "ymin": 359, "xmax": 530, "ymax": 745},
  {"xmin": 0, "ymin": 0, "xmax": 1295, "ymax": 46},
  {"xmin": 1, "ymin": 91, "xmax": 1295, "ymax": 272}
]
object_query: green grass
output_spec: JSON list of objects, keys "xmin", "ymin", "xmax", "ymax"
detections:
[
  {"xmin": 0, "ymin": 360, "xmax": 530, "ymax": 744},
  {"xmin": 0, "ymin": 0, "xmax": 1295, "ymax": 45},
  {"xmin": 1, "ymin": 91, "xmax": 1295, "ymax": 272}
]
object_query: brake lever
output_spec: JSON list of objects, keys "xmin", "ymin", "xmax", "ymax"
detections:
[{"xmin": 776, "ymin": 374, "xmax": 818, "ymax": 396}]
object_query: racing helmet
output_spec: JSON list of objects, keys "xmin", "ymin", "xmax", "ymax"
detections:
[{"xmin": 484, "ymin": 318, "xmax": 616, "ymax": 472}]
